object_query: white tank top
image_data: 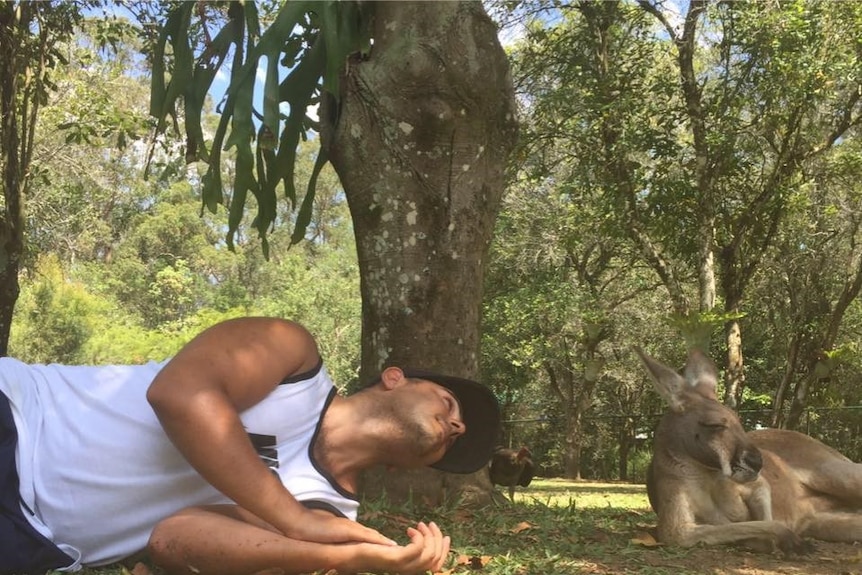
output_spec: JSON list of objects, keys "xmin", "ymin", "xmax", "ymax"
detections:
[{"xmin": 0, "ymin": 357, "xmax": 359, "ymax": 569}]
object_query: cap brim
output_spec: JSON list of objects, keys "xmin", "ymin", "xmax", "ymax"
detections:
[{"xmin": 402, "ymin": 369, "xmax": 501, "ymax": 474}]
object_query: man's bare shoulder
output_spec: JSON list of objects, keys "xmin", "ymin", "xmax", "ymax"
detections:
[
  {"xmin": 202, "ymin": 317, "xmax": 314, "ymax": 342},
  {"xmin": 175, "ymin": 317, "xmax": 321, "ymax": 378}
]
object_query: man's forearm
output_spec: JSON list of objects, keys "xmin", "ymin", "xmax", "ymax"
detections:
[{"xmin": 147, "ymin": 505, "xmax": 380, "ymax": 575}]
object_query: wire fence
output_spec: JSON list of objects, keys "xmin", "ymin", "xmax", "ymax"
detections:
[{"xmin": 501, "ymin": 405, "xmax": 862, "ymax": 482}]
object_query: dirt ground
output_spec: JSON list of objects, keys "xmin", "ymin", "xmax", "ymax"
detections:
[{"xmin": 604, "ymin": 540, "xmax": 862, "ymax": 575}]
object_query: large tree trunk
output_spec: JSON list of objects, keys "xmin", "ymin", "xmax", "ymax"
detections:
[{"xmin": 322, "ymin": 1, "xmax": 518, "ymax": 505}]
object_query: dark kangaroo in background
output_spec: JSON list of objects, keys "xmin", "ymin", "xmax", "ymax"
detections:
[
  {"xmin": 489, "ymin": 446, "xmax": 534, "ymax": 501},
  {"xmin": 637, "ymin": 347, "xmax": 862, "ymax": 553}
]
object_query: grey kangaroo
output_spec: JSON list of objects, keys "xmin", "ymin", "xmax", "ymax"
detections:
[{"xmin": 637, "ymin": 347, "xmax": 862, "ymax": 553}]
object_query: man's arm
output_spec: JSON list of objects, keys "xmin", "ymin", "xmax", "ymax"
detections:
[
  {"xmin": 146, "ymin": 317, "xmax": 390, "ymax": 546},
  {"xmin": 148, "ymin": 505, "xmax": 451, "ymax": 575}
]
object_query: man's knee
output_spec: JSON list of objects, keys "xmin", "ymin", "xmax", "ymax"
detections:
[{"xmin": 147, "ymin": 514, "xmax": 185, "ymax": 569}]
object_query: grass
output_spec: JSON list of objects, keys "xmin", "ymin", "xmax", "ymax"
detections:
[
  {"xmin": 69, "ymin": 479, "xmax": 671, "ymax": 575},
  {"xmin": 355, "ymin": 479, "xmax": 674, "ymax": 575},
  {"xmin": 517, "ymin": 478, "xmax": 651, "ymax": 509},
  {"xmin": 68, "ymin": 479, "xmax": 836, "ymax": 575}
]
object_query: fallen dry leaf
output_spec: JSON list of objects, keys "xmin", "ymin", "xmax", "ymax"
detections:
[
  {"xmin": 630, "ymin": 530, "xmax": 662, "ymax": 547},
  {"xmin": 510, "ymin": 520, "xmax": 535, "ymax": 534},
  {"xmin": 453, "ymin": 554, "xmax": 493, "ymax": 570}
]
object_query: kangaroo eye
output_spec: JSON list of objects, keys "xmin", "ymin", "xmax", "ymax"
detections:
[{"xmin": 699, "ymin": 421, "xmax": 727, "ymax": 430}]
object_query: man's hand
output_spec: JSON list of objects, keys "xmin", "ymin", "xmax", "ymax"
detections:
[
  {"xmin": 280, "ymin": 507, "xmax": 397, "ymax": 547},
  {"xmin": 398, "ymin": 521, "xmax": 451, "ymax": 574},
  {"xmin": 342, "ymin": 521, "xmax": 451, "ymax": 575}
]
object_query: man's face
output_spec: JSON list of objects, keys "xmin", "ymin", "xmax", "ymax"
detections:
[{"xmin": 387, "ymin": 379, "xmax": 467, "ymax": 467}]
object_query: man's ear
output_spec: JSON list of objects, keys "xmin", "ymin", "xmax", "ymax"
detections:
[{"xmin": 380, "ymin": 366, "xmax": 407, "ymax": 390}]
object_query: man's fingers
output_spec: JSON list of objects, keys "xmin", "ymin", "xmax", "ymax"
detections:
[
  {"xmin": 402, "ymin": 521, "xmax": 452, "ymax": 574},
  {"xmin": 356, "ymin": 523, "xmax": 398, "ymax": 546},
  {"xmin": 439, "ymin": 536, "xmax": 451, "ymax": 571},
  {"xmin": 428, "ymin": 522, "xmax": 443, "ymax": 558},
  {"xmin": 426, "ymin": 522, "xmax": 449, "ymax": 571},
  {"xmin": 426, "ymin": 522, "xmax": 450, "ymax": 572}
]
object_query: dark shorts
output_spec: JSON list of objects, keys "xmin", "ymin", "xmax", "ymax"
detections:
[{"xmin": 1, "ymin": 390, "xmax": 74, "ymax": 575}]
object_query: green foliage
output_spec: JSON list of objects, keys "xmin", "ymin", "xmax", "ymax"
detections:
[
  {"xmin": 10, "ymin": 255, "xmax": 106, "ymax": 363},
  {"xmin": 52, "ymin": 17, "xmax": 149, "ymax": 150},
  {"xmin": 23, "ymin": 16, "xmax": 154, "ymax": 271},
  {"xmin": 13, "ymin": 17, "xmax": 362, "ymax": 376},
  {"xmin": 485, "ymin": 0, "xmax": 862, "ymax": 470},
  {"xmin": 148, "ymin": 1, "xmax": 373, "ymax": 253}
]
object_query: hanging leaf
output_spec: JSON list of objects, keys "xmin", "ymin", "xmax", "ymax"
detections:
[
  {"xmin": 261, "ymin": 54, "xmax": 281, "ymax": 150},
  {"xmin": 185, "ymin": 18, "xmax": 236, "ymax": 163},
  {"xmin": 159, "ymin": 3, "xmax": 194, "ymax": 128},
  {"xmin": 148, "ymin": 0, "xmax": 374, "ymax": 253},
  {"xmin": 272, "ymin": 36, "xmax": 326, "ymax": 207},
  {"xmin": 290, "ymin": 146, "xmax": 329, "ymax": 246}
]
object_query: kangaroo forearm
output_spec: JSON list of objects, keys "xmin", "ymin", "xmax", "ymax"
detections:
[{"xmin": 671, "ymin": 520, "xmax": 794, "ymax": 548}]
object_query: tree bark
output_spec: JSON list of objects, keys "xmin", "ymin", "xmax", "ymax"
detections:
[
  {"xmin": 563, "ymin": 407, "xmax": 583, "ymax": 480},
  {"xmin": 771, "ymin": 334, "xmax": 799, "ymax": 428},
  {"xmin": 546, "ymin": 342, "xmax": 604, "ymax": 480},
  {"xmin": 723, "ymin": 316, "xmax": 744, "ymax": 409},
  {"xmin": 0, "ymin": 3, "xmax": 24, "ymax": 356},
  {"xmin": 0, "ymin": 2, "xmax": 77, "ymax": 355},
  {"xmin": 322, "ymin": 1, "xmax": 518, "ymax": 505}
]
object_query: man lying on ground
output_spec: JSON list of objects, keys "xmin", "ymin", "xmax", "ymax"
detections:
[{"xmin": 0, "ymin": 316, "xmax": 500, "ymax": 575}]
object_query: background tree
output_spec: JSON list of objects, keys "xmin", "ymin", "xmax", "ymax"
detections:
[
  {"xmin": 641, "ymin": 0, "xmax": 862, "ymax": 407},
  {"xmin": 483, "ymin": 165, "xmax": 661, "ymax": 478},
  {"xmin": 0, "ymin": 1, "xmax": 91, "ymax": 355},
  {"xmin": 505, "ymin": 0, "xmax": 862, "ymax": 407},
  {"xmin": 13, "ymin": 16, "xmax": 363, "ymax": 388},
  {"xmin": 480, "ymin": 0, "xmax": 862, "ymax": 473},
  {"xmin": 758, "ymin": 138, "xmax": 862, "ymax": 429}
]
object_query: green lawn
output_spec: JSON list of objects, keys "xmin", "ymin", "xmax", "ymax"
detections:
[
  {"xmin": 515, "ymin": 478, "xmax": 651, "ymax": 509},
  {"xmin": 70, "ymin": 479, "xmax": 660, "ymax": 575},
  {"xmin": 67, "ymin": 479, "xmax": 852, "ymax": 575}
]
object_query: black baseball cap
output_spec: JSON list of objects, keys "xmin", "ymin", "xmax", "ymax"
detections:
[{"xmin": 402, "ymin": 369, "xmax": 501, "ymax": 474}]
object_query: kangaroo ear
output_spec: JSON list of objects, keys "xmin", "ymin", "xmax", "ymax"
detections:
[
  {"xmin": 634, "ymin": 347, "xmax": 686, "ymax": 413},
  {"xmin": 683, "ymin": 348, "xmax": 719, "ymax": 399}
]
